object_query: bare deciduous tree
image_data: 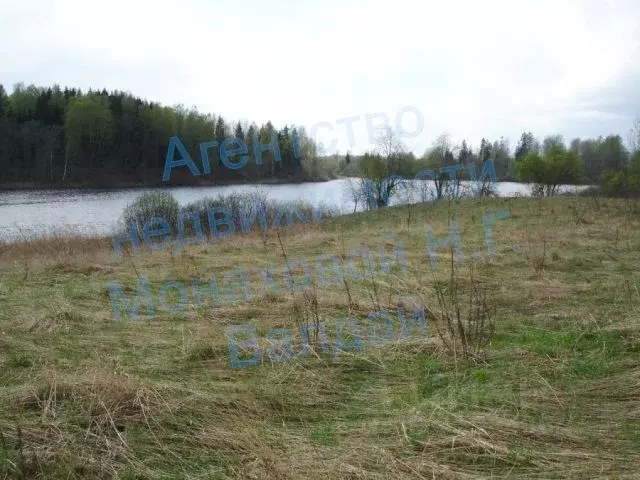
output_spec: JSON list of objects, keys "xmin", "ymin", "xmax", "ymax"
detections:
[
  {"xmin": 421, "ymin": 133, "xmax": 460, "ymax": 200},
  {"xmin": 345, "ymin": 126, "xmax": 411, "ymax": 210}
]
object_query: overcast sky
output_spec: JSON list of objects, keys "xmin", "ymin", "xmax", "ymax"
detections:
[{"xmin": 0, "ymin": 0, "xmax": 638, "ymax": 155}]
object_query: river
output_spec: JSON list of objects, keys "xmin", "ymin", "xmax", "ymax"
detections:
[{"xmin": 0, "ymin": 180, "xmax": 584, "ymax": 242}]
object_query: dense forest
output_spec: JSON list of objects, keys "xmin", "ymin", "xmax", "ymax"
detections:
[
  {"xmin": 0, "ymin": 82, "xmax": 638, "ymax": 191},
  {"xmin": 0, "ymin": 83, "xmax": 320, "ymax": 188}
]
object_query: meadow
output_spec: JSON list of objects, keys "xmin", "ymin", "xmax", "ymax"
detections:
[{"xmin": 0, "ymin": 194, "xmax": 639, "ymax": 479}]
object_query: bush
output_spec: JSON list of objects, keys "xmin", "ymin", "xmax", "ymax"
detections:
[
  {"xmin": 117, "ymin": 190, "xmax": 340, "ymax": 243},
  {"xmin": 516, "ymin": 148, "xmax": 583, "ymax": 196},
  {"xmin": 600, "ymin": 169, "xmax": 640, "ymax": 197},
  {"xmin": 182, "ymin": 191, "xmax": 268, "ymax": 233},
  {"xmin": 121, "ymin": 191, "xmax": 180, "ymax": 236},
  {"xmin": 181, "ymin": 192, "xmax": 333, "ymax": 236}
]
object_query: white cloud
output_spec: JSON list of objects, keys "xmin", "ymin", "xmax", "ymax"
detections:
[{"xmin": 0, "ymin": 0, "xmax": 638, "ymax": 154}]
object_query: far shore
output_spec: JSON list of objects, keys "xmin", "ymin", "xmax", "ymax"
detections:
[
  {"xmin": 0, "ymin": 176, "xmax": 593, "ymax": 194},
  {"xmin": 0, "ymin": 173, "xmax": 332, "ymax": 193}
]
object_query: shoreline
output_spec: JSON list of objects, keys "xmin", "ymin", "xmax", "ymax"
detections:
[
  {"xmin": 0, "ymin": 175, "xmax": 333, "ymax": 193},
  {"xmin": 0, "ymin": 176, "xmax": 596, "ymax": 194}
]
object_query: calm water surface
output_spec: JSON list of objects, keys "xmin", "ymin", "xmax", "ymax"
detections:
[{"xmin": 0, "ymin": 180, "xmax": 581, "ymax": 242}]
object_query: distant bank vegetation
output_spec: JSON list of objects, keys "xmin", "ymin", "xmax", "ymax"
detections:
[{"xmin": 0, "ymin": 82, "xmax": 639, "ymax": 197}]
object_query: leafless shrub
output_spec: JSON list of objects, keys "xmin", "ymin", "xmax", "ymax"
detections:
[{"xmin": 429, "ymin": 253, "xmax": 495, "ymax": 363}]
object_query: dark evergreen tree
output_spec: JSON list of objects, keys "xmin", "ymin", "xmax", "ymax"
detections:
[
  {"xmin": 458, "ymin": 140, "xmax": 470, "ymax": 164},
  {"xmin": 515, "ymin": 131, "xmax": 539, "ymax": 161},
  {"xmin": 234, "ymin": 122, "xmax": 244, "ymax": 140},
  {"xmin": 0, "ymin": 84, "xmax": 7, "ymax": 117},
  {"xmin": 215, "ymin": 117, "xmax": 226, "ymax": 144}
]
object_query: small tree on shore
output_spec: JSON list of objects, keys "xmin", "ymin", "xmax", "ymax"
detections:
[
  {"xmin": 516, "ymin": 146, "xmax": 583, "ymax": 196},
  {"xmin": 420, "ymin": 133, "xmax": 461, "ymax": 200},
  {"xmin": 351, "ymin": 127, "xmax": 412, "ymax": 209},
  {"xmin": 601, "ymin": 120, "xmax": 640, "ymax": 197}
]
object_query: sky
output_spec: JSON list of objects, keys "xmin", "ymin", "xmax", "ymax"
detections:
[{"xmin": 0, "ymin": 0, "xmax": 639, "ymax": 156}]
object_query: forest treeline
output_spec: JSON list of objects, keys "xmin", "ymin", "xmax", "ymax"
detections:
[
  {"xmin": 0, "ymin": 82, "xmax": 638, "ymax": 191},
  {"xmin": 335, "ymin": 130, "xmax": 639, "ymax": 185},
  {"xmin": 0, "ymin": 83, "xmax": 321, "ymax": 188}
]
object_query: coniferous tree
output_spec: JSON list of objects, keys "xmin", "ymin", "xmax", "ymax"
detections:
[
  {"xmin": 0, "ymin": 84, "xmax": 7, "ymax": 118},
  {"xmin": 458, "ymin": 140, "xmax": 470, "ymax": 164},
  {"xmin": 234, "ymin": 122, "xmax": 244, "ymax": 140},
  {"xmin": 515, "ymin": 131, "xmax": 539, "ymax": 161}
]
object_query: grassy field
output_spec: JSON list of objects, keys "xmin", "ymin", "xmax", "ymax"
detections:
[{"xmin": 1, "ymin": 195, "xmax": 639, "ymax": 479}]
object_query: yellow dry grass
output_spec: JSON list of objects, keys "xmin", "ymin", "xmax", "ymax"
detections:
[{"xmin": 0, "ymin": 195, "xmax": 639, "ymax": 478}]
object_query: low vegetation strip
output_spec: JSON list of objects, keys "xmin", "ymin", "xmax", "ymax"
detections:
[
  {"xmin": 0, "ymin": 196, "xmax": 639, "ymax": 479},
  {"xmin": 112, "ymin": 191, "xmax": 338, "ymax": 257}
]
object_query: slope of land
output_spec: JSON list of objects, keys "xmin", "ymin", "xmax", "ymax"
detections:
[{"xmin": 0, "ymin": 196, "xmax": 639, "ymax": 479}]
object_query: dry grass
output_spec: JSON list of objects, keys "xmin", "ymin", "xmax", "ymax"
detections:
[{"xmin": 1, "ymin": 196, "xmax": 640, "ymax": 478}]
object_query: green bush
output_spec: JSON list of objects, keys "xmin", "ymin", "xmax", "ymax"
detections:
[
  {"xmin": 600, "ymin": 170, "xmax": 640, "ymax": 197},
  {"xmin": 599, "ymin": 153, "xmax": 640, "ymax": 197},
  {"xmin": 516, "ymin": 147, "xmax": 583, "ymax": 196},
  {"xmin": 121, "ymin": 191, "xmax": 180, "ymax": 236}
]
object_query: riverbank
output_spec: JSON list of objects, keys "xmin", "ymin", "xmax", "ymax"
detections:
[
  {"xmin": 1, "ymin": 196, "xmax": 639, "ymax": 478},
  {"xmin": 0, "ymin": 180, "xmax": 593, "ymax": 244},
  {"xmin": 0, "ymin": 171, "xmax": 332, "ymax": 192},
  {"xmin": 0, "ymin": 176, "xmax": 594, "ymax": 193}
]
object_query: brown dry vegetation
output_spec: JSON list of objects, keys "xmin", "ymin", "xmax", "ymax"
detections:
[{"xmin": 0, "ymin": 195, "xmax": 639, "ymax": 479}]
